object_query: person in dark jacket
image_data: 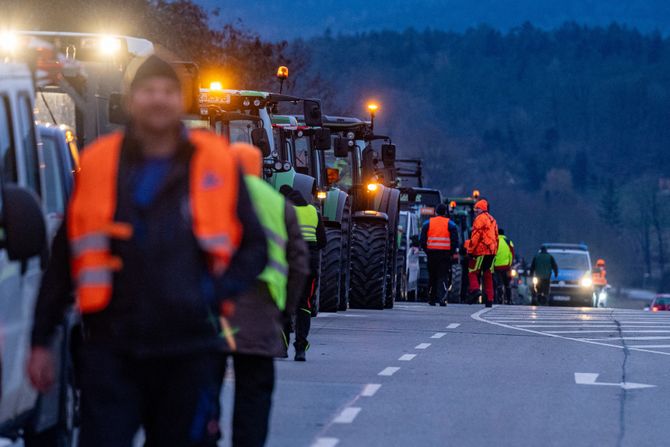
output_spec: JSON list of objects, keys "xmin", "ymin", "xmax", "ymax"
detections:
[
  {"xmin": 27, "ymin": 56, "xmax": 267, "ymax": 447},
  {"xmin": 228, "ymin": 143, "xmax": 310, "ymax": 446},
  {"xmin": 420, "ymin": 203, "xmax": 460, "ymax": 306},
  {"xmin": 281, "ymin": 187, "xmax": 326, "ymax": 361},
  {"xmin": 529, "ymin": 246, "xmax": 559, "ymax": 305}
]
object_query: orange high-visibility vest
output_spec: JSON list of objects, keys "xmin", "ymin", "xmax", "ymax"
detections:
[
  {"xmin": 67, "ymin": 130, "xmax": 242, "ymax": 313},
  {"xmin": 592, "ymin": 267, "xmax": 607, "ymax": 286},
  {"xmin": 427, "ymin": 216, "xmax": 452, "ymax": 250}
]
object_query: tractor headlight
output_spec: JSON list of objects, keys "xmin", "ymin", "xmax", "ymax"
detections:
[
  {"xmin": 0, "ymin": 31, "xmax": 19, "ymax": 53},
  {"xmin": 99, "ymin": 36, "xmax": 122, "ymax": 55}
]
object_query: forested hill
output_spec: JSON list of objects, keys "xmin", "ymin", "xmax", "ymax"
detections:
[
  {"xmin": 290, "ymin": 24, "xmax": 670, "ymax": 287},
  {"xmin": 205, "ymin": 0, "xmax": 670, "ymax": 39}
]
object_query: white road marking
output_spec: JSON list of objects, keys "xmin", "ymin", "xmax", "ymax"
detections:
[
  {"xmin": 627, "ymin": 344, "xmax": 670, "ymax": 348},
  {"xmin": 574, "ymin": 373, "xmax": 655, "ymax": 390},
  {"xmin": 431, "ymin": 332, "xmax": 446, "ymax": 339},
  {"xmin": 312, "ymin": 438, "xmax": 340, "ymax": 447},
  {"xmin": 399, "ymin": 354, "xmax": 416, "ymax": 361},
  {"xmin": 586, "ymin": 336, "xmax": 670, "ymax": 341},
  {"xmin": 415, "ymin": 343, "xmax": 431, "ymax": 349},
  {"xmin": 447, "ymin": 323, "xmax": 461, "ymax": 329},
  {"xmin": 333, "ymin": 407, "xmax": 362, "ymax": 423},
  {"xmin": 378, "ymin": 367, "xmax": 401, "ymax": 376},
  {"xmin": 361, "ymin": 384, "xmax": 382, "ymax": 397},
  {"xmin": 517, "ymin": 324, "xmax": 670, "ymax": 328},
  {"xmin": 547, "ymin": 329, "xmax": 670, "ymax": 334},
  {"xmin": 471, "ymin": 308, "xmax": 670, "ymax": 356}
]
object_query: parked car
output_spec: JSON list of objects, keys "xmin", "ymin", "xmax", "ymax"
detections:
[{"xmin": 0, "ymin": 62, "xmax": 76, "ymax": 446}]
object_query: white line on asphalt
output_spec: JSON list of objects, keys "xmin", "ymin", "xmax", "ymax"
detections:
[
  {"xmin": 574, "ymin": 372, "xmax": 655, "ymax": 390},
  {"xmin": 333, "ymin": 407, "xmax": 362, "ymax": 423},
  {"xmin": 625, "ymin": 345, "xmax": 670, "ymax": 348},
  {"xmin": 471, "ymin": 308, "xmax": 670, "ymax": 356},
  {"xmin": 431, "ymin": 332, "xmax": 446, "ymax": 338},
  {"xmin": 447, "ymin": 323, "xmax": 461, "ymax": 329},
  {"xmin": 312, "ymin": 438, "xmax": 340, "ymax": 447},
  {"xmin": 415, "ymin": 343, "xmax": 431, "ymax": 349},
  {"xmin": 361, "ymin": 384, "xmax": 382, "ymax": 397},
  {"xmin": 516, "ymin": 325, "xmax": 670, "ymax": 328},
  {"xmin": 547, "ymin": 330, "xmax": 670, "ymax": 334},
  {"xmin": 378, "ymin": 367, "xmax": 401, "ymax": 376},
  {"xmin": 399, "ymin": 354, "xmax": 416, "ymax": 361},
  {"xmin": 585, "ymin": 336, "xmax": 670, "ymax": 341}
]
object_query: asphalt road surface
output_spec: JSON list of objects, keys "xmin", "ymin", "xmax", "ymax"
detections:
[{"xmin": 217, "ymin": 303, "xmax": 670, "ymax": 447}]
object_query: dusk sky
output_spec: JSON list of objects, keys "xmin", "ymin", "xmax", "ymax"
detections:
[{"xmin": 199, "ymin": 0, "xmax": 670, "ymax": 40}]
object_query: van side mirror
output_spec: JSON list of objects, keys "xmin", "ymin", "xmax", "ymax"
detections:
[
  {"xmin": 0, "ymin": 184, "xmax": 46, "ymax": 261},
  {"xmin": 333, "ymin": 137, "xmax": 350, "ymax": 158},
  {"xmin": 313, "ymin": 128, "xmax": 331, "ymax": 150},
  {"xmin": 108, "ymin": 93, "xmax": 129, "ymax": 125},
  {"xmin": 251, "ymin": 128, "xmax": 271, "ymax": 157},
  {"xmin": 381, "ymin": 143, "xmax": 396, "ymax": 167},
  {"xmin": 303, "ymin": 99, "xmax": 323, "ymax": 127}
]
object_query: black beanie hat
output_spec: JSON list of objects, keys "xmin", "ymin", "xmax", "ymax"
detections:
[
  {"xmin": 436, "ymin": 203, "xmax": 448, "ymax": 216},
  {"xmin": 130, "ymin": 55, "xmax": 180, "ymax": 89}
]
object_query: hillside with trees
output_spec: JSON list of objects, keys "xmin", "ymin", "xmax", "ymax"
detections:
[{"xmin": 291, "ymin": 24, "xmax": 670, "ymax": 288}]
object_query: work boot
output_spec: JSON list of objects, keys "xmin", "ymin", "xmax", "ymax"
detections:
[
  {"xmin": 294, "ymin": 349, "xmax": 306, "ymax": 362},
  {"xmin": 485, "ymin": 300, "xmax": 493, "ymax": 308},
  {"xmin": 439, "ymin": 301, "xmax": 447, "ymax": 307},
  {"xmin": 467, "ymin": 290, "xmax": 481, "ymax": 305},
  {"xmin": 429, "ymin": 301, "xmax": 436, "ymax": 306}
]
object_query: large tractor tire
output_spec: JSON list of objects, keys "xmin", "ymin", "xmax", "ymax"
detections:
[
  {"xmin": 349, "ymin": 220, "xmax": 388, "ymax": 309},
  {"xmin": 448, "ymin": 263, "xmax": 463, "ymax": 303},
  {"xmin": 319, "ymin": 227, "xmax": 342, "ymax": 312}
]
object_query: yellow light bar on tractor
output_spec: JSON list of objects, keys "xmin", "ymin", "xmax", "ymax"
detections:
[
  {"xmin": 449, "ymin": 200, "xmax": 457, "ymax": 208},
  {"xmin": 276, "ymin": 65, "xmax": 289, "ymax": 80},
  {"xmin": 367, "ymin": 102, "xmax": 379, "ymax": 112},
  {"xmin": 472, "ymin": 189, "xmax": 480, "ymax": 199}
]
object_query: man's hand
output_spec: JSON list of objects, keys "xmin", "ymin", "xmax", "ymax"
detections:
[{"xmin": 27, "ymin": 346, "xmax": 56, "ymax": 393}]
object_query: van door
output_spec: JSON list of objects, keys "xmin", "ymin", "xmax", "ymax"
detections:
[{"xmin": 0, "ymin": 91, "xmax": 33, "ymax": 423}]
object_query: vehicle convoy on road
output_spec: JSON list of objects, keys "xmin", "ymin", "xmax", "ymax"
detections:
[{"xmin": 541, "ymin": 243, "xmax": 597, "ymax": 307}]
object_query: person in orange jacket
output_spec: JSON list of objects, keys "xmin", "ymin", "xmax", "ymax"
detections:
[
  {"xmin": 465, "ymin": 199, "xmax": 499, "ymax": 307},
  {"xmin": 592, "ymin": 259, "xmax": 607, "ymax": 287}
]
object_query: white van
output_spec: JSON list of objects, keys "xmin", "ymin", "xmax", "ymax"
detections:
[{"xmin": 0, "ymin": 61, "xmax": 71, "ymax": 444}]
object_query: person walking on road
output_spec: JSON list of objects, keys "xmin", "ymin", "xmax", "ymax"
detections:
[
  {"xmin": 494, "ymin": 229, "xmax": 515, "ymax": 304},
  {"xmin": 420, "ymin": 203, "xmax": 460, "ymax": 306},
  {"xmin": 228, "ymin": 143, "xmax": 310, "ymax": 446},
  {"xmin": 281, "ymin": 187, "xmax": 327, "ymax": 361},
  {"xmin": 28, "ymin": 56, "xmax": 267, "ymax": 447},
  {"xmin": 530, "ymin": 246, "xmax": 559, "ymax": 305},
  {"xmin": 465, "ymin": 199, "xmax": 499, "ymax": 307}
]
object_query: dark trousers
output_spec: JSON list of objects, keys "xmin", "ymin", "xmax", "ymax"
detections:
[
  {"xmin": 78, "ymin": 345, "xmax": 224, "ymax": 447},
  {"xmin": 495, "ymin": 268, "xmax": 512, "ymax": 304},
  {"xmin": 284, "ymin": 271, "xmax": 316, "ymax": 350},
  {"xmin": 427, "ymin": 250, "xmax": 452, "ymax": 304},
  {"xmin": 533, "ymin": 278, "xmax": 551, "ymax": 305},
  {"xmin": 231, "ymin": 354, "xmax": 275, "ymax": 447}
]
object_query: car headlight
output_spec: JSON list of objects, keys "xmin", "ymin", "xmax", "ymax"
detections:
[
  {"xmin": 580, "ymin": 276, "xmax": 593, "ymax": 288},
  {"xmin": 510, "ymin": 269, "xmax": 518, "ymax": 278}
]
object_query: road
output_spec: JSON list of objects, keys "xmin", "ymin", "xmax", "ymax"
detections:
[{"xmin": 217, "ymin": 303, "xmax": 670, "ymax": 447}]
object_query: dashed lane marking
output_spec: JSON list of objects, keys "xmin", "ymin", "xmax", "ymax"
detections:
[
  {"xmin": 399, "ymin": 354, "xmax": 416, "ymax": 361},
  {"xmin": 378, "ymin": 367, "xmax": 401, "ymax": 376},
  {"xmin": 447, "ymin": 323, "xmax": 461, "ymax": 329},
  {"xmin": 333, "ymin": 407, "xmax": 362, "ymax": 424},
  {"xmin": 361, "ymin": 384, "xmax": 382, "ymax": 397},
  {"xmin": 312, "ymin": 438, "xmax": 340, "ymax": 447},
  {"xmin": 431, "ymin": 332, "xmax": 446, "ymax": 338},
  {"xmin": 415, "ymin": 343, "xmax": 431, "ymax": 349}
]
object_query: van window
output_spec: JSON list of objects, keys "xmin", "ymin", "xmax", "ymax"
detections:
[
  {"xmin": 18, "ymin": 93, "xmax": 41, "ymax": 195},
  {"xmin": 0, "ymin": 95, "xmax": 17, "ymax": 183},
  {"xmin": 40, "ymin": 133, "xmax": 66, "ymax": 213}
]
